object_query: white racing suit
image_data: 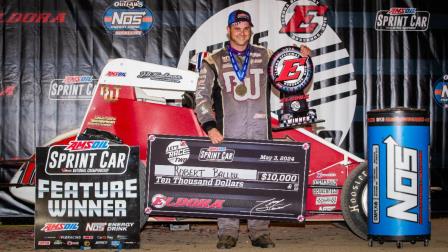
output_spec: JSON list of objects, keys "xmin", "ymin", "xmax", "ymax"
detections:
[{"xmin": 195, "ymin": 44, "xmax": 272, "ymax": 239}]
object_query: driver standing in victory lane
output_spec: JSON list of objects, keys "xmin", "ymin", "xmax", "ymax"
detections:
[{"xmin": 194, "ymin": 9, "xmax": 311, "ymax": 249}]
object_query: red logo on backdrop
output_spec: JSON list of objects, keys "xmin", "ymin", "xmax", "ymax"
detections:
[
  {"xmin": 0, "ymin": 12, "xmax": 66, "ymax": 23},
  {"xmin": 280, "ymin": 0, "xmax": 328, "ymax": 42},
  {"xmin": 151, "ymin": 194, "xmax": 225, "ymax": 209},
  {"xmin": 0, "ymin": 84, "xmax": 16, "ymax": 97}
]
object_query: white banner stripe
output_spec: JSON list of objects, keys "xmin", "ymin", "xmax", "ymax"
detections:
[
  {"xmin": 309, "ymin": 80, "xmax": 357, "ymax": 100},
  {"xmin": 313, "ymin": 64, "xmax": 354, "ymax": 82},
  {"xmin": 313, "ymin": 49, "xmax": 349, "ymax": 66}
]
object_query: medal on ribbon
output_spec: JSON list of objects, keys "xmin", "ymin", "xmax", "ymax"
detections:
[{"xmin": 227, "ymin": 44, "xmax": 251, "ymax": 96}]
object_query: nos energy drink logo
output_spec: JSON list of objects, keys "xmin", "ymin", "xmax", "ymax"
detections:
[
  {"xmin": 103, "ymin": 0, "xmax": 154, "ymax": 36},
  {"xmin": 433, "ymin": 75, "xmax": 448, "ymax": 109},
  {"xmin": 385, "ymin": 136, "xmax": 419, "ymax": 222}
]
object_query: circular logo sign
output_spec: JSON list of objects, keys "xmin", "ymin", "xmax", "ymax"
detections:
[
  {"xmin": 103, "ymin": 1, "xmax": 154, "ymax": 37},
  {"xmin": 433, "ymin": 75, "xmax": 448, "ymax": 109},
  {"xmin": 151, "ymin": 194, "xmax": 167, "ymax": 208},
  {"xmin": 165, "ymin": 141, "xmax": 190, "ymax": 165},
  {"xmin": 268, "ymin": 46, "xmax": 313, "ymax": 94},
  {"xmin": 280, "ymin": 0, "xmax": 329, "ymax": 42}
]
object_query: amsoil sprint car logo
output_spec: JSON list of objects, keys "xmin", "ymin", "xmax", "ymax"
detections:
[
  {"xmin": 41, "ymin": 223, "xmax": 79, "ymax": 232},
  {"xmin": 103, "ymin": 0, "xmax": 154, "ymax": 36},
  {"xmin": 433, "ymin": 75, "xmax": 448, "ymax": 109},
  {"xmin": 198, "ymin": 147, "xmax": 235, "ymax": 162},
  {"xmin": 46, "ymin": 144, "xmax": 129, "ymax": 175},
  {"xmin": 49, "ymin": 75, "xmax": 96, "ymax": 100},
  {"xmin": 375, "ymin": 8, "xmax": 430, "ymax": 31},
  {"xmin": 279, "ymin": 0, "xmax": 329, "ymax": 42},
  {"xmin": 151, "ymin": 194, "xmax": 225, "ymax": 209},
  {"xmin": 165, "ymin": 141, "xmax": 190, "ymax": 165},
  {"xmin": 268, "ymin": 46, "xmax": 313, "ymax": 94}
]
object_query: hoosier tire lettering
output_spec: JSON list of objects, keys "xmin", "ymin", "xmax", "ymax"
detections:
[{"xmin": 341, "ymin": 163, "xmax": 368, "ymax": 240}]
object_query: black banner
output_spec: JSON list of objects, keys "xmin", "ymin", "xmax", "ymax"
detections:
[
  {"xmin": 34, "ymin": 142, "xmax": 140, "ymax": 249},
  {"xmin": 146, "ymin": 135, "xmax": 310, "ymax": 221}
]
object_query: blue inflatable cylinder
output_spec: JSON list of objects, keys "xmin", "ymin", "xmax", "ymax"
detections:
[{"xmin": 367, "ymin": 108, "xmax": 430, "ymax": 244}]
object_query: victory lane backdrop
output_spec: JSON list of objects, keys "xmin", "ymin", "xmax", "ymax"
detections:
[
  {"xmin": 146, "ymin": 135, "xmax": 310, "ymax": 221},
  {"xmin": 1, "ymin": 0, "xmax": 448, "ymax": 216},
  {"xmin": 34, "ymin": 144, "xmax": 140, "ymax": 249}
]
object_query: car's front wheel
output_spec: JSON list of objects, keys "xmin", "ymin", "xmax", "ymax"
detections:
[{"xmin": 341, "ymin": 162, "xmax": 368, "ymax": 240}]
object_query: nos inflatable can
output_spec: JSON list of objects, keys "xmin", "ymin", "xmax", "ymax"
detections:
[{"xmin": 367, "ymin": 108, "xmax": 430, "ymax": 247}]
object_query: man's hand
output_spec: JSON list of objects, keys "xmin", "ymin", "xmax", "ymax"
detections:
[
  {"xmin": 300, "ymin": 45, "xmax": 311, "ymax": 57},
  {"xmin": 207, "ymin": 128, "xmax": 224, "ymax": 144}
]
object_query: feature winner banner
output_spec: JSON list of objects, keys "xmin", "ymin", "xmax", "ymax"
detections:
[
  {"xmin": 145, "ymin": 135, "xmax": 310, "ymax": 222},
  {"xmin": 34, "ymin": 141, "xmax": 140, "ymax": 249}
]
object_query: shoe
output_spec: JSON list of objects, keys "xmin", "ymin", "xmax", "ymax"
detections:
[
  {"xmin": 251, "ymin": 234, "xmax": 275, "ymax": 248},
  {"xmin": 216, "ymin": 235, "xmax": 237, "ymax": 249}
]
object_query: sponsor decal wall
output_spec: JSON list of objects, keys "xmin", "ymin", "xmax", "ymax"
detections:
[{"xmin": 0, "ymin": 0, "xmax": 447, "ymax": 216}]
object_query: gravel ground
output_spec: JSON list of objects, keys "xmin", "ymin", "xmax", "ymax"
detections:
[{"xmin": 1, "ymin": 218, "xmax": 447, "ymax": 251}]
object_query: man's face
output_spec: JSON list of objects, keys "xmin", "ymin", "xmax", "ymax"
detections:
[{"xmin": 227, "ymin": 21, "xmax": 252, "ymax": 49}]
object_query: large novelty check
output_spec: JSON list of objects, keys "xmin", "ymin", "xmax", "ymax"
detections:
[{"xmin": 145, "ymin": 135, "xmax": 310, "ymax": 222}]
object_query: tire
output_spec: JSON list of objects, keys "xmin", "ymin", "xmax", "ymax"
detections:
[
  {"xmin": 139, "ymin": 161, "xmax": 148, "ymax": 230},
  {"xmin": 341, "ymin": 162, "xmax": 368, "ymax": 240}
]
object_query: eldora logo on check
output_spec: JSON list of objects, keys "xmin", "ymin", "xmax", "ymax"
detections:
[
  {"xmin": 151, "ymin": 194, "xmax": 225, "ymax": 209},
  {"xmin": 165, "ymin": 141, "xmax": 190, "ymax": 165}
]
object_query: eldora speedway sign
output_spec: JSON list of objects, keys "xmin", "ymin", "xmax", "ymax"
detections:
[
  {"xmin": 34, "ymin": 142, "xmax": 140, "ymax": 249},
  {"xmin": 146, "ymin": 135, "xmax": 310, "ymax": 221}
]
